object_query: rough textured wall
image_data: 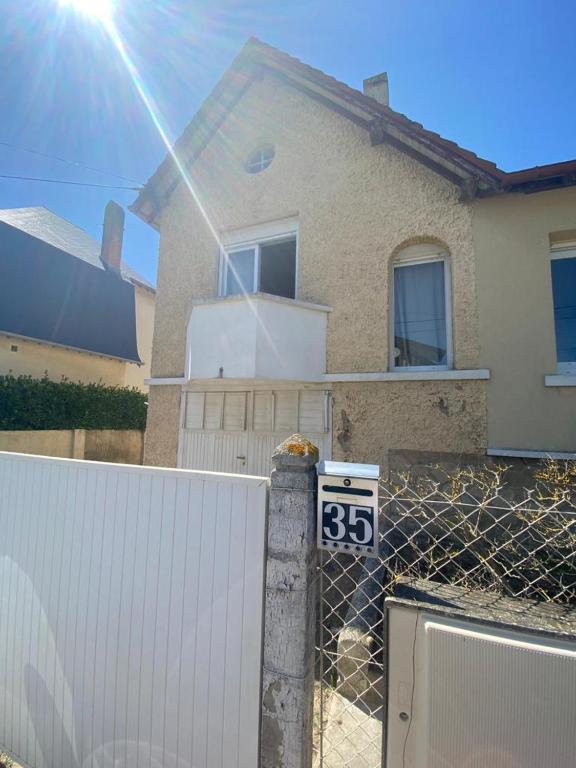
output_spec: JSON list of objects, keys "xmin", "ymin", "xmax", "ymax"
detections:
[
  {"xmin": 332, "ymin": 381, "xmax": 487, "ymax": 469},
  {"xmin": 150, "ymin": 72, "xmax": 479, "ymax": 378},
  {"xmin": 151, "ymin": 195, "xmax": 217, "ymax": 378},
  {"xmin": 145, "ymin": 379, "xmax": 486, "ymax": 469},
  {"xmin": 0, "ymin": 334, "xmax": 126, "ymax": 385},
  {"xmin": 146, "ymin": 70, "xmax": 486, "ymax": 467},
  {"xmin": 473, "ymin": 188, "xmax": 576, "ymax": 452},
  {"xmin": 143, "ymin": 385, "xmax": 181, "ymax": 466}
]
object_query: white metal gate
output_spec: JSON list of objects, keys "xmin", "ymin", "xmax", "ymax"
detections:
[
  {"xmin": 179, "ymin": 388, "xmax": 332, "ymax": 475},
  {"xmin": 0, "ymin": 451, "xmax": 268, "ymax": 768}
]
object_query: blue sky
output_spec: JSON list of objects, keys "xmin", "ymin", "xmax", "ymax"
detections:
[{"xmin": 2, "ymin": 0, "xmax": 576, "ymax": 286}]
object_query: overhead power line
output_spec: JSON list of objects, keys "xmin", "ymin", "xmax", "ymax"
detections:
[
  {"xmin": 0, "ymin": 139, "xmax": 143, "ymax": 185},
  {"xmin": 0, "ymin": 173, "xmax": 141, "ymax": 190}
]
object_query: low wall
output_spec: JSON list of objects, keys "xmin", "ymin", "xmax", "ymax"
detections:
[
  {"xmin": 0, "ymin": 429, "xmax": 144, "ymax": 465},
  {"xmin": 84, "ymin": 429, "xmax": 144, "ymax": 464}
]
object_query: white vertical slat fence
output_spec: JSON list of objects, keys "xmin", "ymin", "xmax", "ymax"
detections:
[{"xmin": 0, "ymin": 452, "xmax": 268, "ymax": 768}]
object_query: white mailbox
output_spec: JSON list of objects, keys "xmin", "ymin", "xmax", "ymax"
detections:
[{"xmin": 316, "ymin": 460, "xmax": 380, "ymax": 556}]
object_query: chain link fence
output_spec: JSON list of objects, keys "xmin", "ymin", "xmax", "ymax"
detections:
[{"xmin": 314, "ymin": 462, "xmax": 576, "ymax": 768}]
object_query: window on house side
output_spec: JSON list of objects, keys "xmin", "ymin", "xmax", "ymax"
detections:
[
  {"xmin": 551, "ymin": 248, "xmax": 576, "ymax": 374},
  {"xmin": 392, "ymin": 255, "xmax": 450, "ymax": 369},
  {"xmin": 259, "ymin": 239, "xmax": 296, "ymax": 299},
  {"xmin": 246, "ymin": 146, "xmax": 275, "ymax": 174},
  {"xmin": 222, "ymin": 236, "xmax": 297, "ymax": 300},
  {"xmin": 225, "ymin": 248, "xmax": 256, "ymax": 296}
]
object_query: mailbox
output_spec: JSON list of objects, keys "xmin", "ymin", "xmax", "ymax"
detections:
[{"xmin": 316, "ymin": 460, "xmax": 380, "ymax": 556}]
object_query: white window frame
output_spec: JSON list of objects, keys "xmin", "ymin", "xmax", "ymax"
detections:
[
  {"xmin": 219, "ymin": 223, "xmax": 299, "ymax": 299},
  {"xmin": 390, "ymin": 250, "xmax": 453, "ymax": 372},
  {"xmin": 550, "ymin": 245, "xmax": 576, "ymax": 375},
  {"xmin": 220, "ymin": 244, "xmax": 259, "ymax": 295}
]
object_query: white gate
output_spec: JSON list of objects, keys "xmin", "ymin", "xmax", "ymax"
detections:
[{"xmin": 0, "ymin": 451, "xmax": 268, "ymax": 768}]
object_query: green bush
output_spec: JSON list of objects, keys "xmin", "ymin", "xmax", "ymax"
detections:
[{"xmin": 0, "ymin": 375, "xmax": 147, "ymax": 431}]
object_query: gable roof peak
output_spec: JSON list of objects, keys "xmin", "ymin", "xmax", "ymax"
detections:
[{"xmin": 131, "ymin": 38, "xmax": 576, "ymax": 223}]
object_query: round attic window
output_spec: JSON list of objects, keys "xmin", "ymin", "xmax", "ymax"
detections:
[{"xmin": 246, "ymin": 145, "xmax": 275, "ymax": 174}]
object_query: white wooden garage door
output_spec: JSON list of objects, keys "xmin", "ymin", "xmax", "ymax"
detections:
[{"xmin": 179, "ymin": 389, "xmax": 332, "ymax": 475}]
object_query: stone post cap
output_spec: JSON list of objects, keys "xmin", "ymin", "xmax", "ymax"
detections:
[{"xmin": 272, "ymin": 434, "xmax": 319, "ymax": 472}]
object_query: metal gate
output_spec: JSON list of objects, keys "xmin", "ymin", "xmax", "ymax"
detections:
[
  {"xmin": 315, "ymin": 468, "xmax": 576, "ymax": 768},
  {"xmin": 0, "ymin": 451, "xmax": 268, "ymax": 768},
  {"xmin": 317, "ymin": 544, "xmax": 386, "ymax": 768}
]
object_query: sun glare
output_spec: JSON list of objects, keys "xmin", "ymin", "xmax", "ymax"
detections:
[
  {"xmin": 55, "ymin": 0, "xmax": 283, "ymax": 362},
  {"xmin": 58, "ymin": 0, "xmax": 114, "ymax": 22}
]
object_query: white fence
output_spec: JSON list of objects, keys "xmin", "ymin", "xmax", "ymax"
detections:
[{"xmin": 0, "ymin": 452, "xmax": 268, "ymax": 768}]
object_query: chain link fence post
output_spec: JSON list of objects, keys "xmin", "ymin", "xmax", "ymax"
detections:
[{"xmin": 260, "ymin": 435, "xmax": 319, "ymax": 768}]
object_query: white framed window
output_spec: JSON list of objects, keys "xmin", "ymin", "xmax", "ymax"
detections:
[
  {"xmin": 223, "ymin": 246, "xmax": 257, "ymax": 296},
  {"xmin": 550, "ymin": 246, "xmax": 576, "ymax": 375},
  {"xmin": 390, "ymin": 244, "xmax": 452, "ymax": 370},
  {"xmin": 219, "ymin": 229, "xmax": 298, "ymax": 300},
  {"xmin": 246, "ymin": 145, "xmax": 275, "ymax": 174}
]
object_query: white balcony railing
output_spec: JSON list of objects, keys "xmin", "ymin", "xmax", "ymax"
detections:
[{"xmin": 185, "ymin": 293, "xmax": 331, "ymax": 381}]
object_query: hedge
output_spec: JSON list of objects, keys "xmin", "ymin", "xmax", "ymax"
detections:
[{"xmin": 0, "ymin": 375, "xmax": 147, "ymax": 431}]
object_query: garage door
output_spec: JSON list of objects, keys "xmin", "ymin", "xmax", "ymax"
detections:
[{"xmin": 179, "ymin": 389, "xmax": 332, "ymax": 475}]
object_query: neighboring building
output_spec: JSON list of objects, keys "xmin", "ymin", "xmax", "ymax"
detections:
[
  {"xmin": 0, "ymin": 203, "xmax": 156, "ymax": 390},
  {"xmin": 131, "ymin": 38, "xmax": 576, "ymax": 474}
]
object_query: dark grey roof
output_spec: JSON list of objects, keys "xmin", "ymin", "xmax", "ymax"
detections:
[
  {"xmin": 0, "ymin": 212, "xmax": 142, "ymax": 363},
  {"xmin": 0, "ymin": 207, "xmax": 155, "ymax": 290}
]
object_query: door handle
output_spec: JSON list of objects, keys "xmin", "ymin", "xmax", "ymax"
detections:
[{"xmin": 236, "ymin": 455, "xmax": 246, "ymax": 460}]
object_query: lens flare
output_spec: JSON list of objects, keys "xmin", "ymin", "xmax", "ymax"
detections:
[
  {"xmin": 62, "ymin": 0, "xmax": 283, "ymax": 364},
  {"xmin": 58, "ymin": 0, "xmax": 114, "ymax": 22}
]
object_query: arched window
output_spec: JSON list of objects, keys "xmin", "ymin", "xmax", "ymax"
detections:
[{"xmin": 391, "ymin": 243, "xmax": 452, "ymax": 370}]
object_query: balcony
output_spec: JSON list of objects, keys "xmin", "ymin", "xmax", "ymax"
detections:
[{"xmin": 185, "ymin": 293, "xmax": 331, "ymax": 381}]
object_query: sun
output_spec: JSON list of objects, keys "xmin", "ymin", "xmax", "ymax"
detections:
[{"xmin": 58, "ymin": 0, "xmax": 115, "ymax": 22}]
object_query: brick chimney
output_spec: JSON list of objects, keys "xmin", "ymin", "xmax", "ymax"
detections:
[
  {"xmin": 100, "ymin": 200, "xmax": 124, "ymax": 272},
  {"xmin": 363, "ymin": 72, "xmax": 389, "ymax": 106}
]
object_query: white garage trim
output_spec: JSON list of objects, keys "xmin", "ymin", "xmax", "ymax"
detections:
[
  {"xmin": 145, "ymin": 377, "xmax": 186, "ymax": 385},
  {"xmin": 182, "ymin": 379, "xmax": 332, "ymax": 391}
]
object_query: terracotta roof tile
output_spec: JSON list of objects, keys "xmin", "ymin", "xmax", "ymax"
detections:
[{"xmin": 244, "ymin": 38, "xmax": 504, "ymax": 178}]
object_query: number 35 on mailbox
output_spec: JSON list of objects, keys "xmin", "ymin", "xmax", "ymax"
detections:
[{"xmin": 316, "ymin": 460, "xmax": 380, "ymax": 556}]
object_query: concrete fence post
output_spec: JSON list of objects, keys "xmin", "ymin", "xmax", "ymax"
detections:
[
  {"xmin": 71, "ymin": 428, "xmax": 86, "ymax": 459},
  {"xmin": 261, "ymin": 434, "xmax": 319, "ymax": 768}
]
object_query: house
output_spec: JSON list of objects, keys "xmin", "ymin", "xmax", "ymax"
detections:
[
  {"xmin": 0, "ymin": 203, "xmax": 156, "ymax": 391},
  {"xmin": 131, "ymin": 38, "xmax": 576, "ymax": 474}
]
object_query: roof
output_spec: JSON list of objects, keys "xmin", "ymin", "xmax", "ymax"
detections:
[
  {"xmin": 0, "ymin": 210, "xmax": 143, "ymax": 363},
  {"xmin": 0, "ymin": 207, "xmax": 155, "ymax": 291},
  {"xmin": 131, "ymin": 38, "xmax": 576, "ymax": 225}
]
